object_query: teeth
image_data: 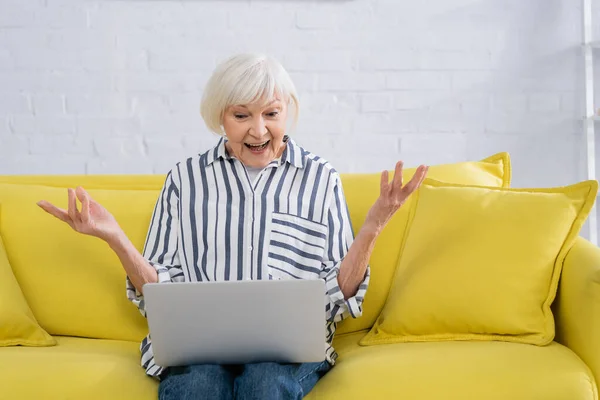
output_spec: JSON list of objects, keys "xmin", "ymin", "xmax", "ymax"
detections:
[{"xmin": 247, "ymin": 141, "xmax": 268, "ymax": 148}]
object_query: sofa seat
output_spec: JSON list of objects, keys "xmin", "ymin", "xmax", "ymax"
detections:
[
  {"xmin": 0, "ymin": 336, "xmax": 158, "ymax": 399},
  {"xmin": 0, "ymin": 332, "xmax": 596, "ymax": 399},
  {"xmin": 308, "ymin": 331, "xmax": 597, "ymax": 400}
]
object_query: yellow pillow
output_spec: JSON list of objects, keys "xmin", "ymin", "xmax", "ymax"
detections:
[
  {"xmin": 0, "ymin": 183, "xmax": 161, "ymax": 342},
  {"xmin": 360, "ymin": 178, "xmax": 598, "ymax": 346},
  {"xmin": 0, "ymin": 208, "xmax": 55, "ymax": 347},
  {"xmin": 336, "ymin": 152, "xmax": 511, "ymax": 335}
]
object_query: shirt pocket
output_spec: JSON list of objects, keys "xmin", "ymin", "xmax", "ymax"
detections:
[{"xmin": 267, "ymin": 212, "xmax": 328, "ymax": 280}]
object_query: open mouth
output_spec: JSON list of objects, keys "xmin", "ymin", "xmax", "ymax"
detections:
[{"xmin": 244, "ymin": 140, "xmax": 270, "ymax": 152}]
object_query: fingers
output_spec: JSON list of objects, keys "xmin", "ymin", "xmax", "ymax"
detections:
[
  {"xmin": 76, "ymin": 186, "xmax": 90, "ymax": 224},
  {"xmin": 392, "ymin": 161, "xmax": 403, "ymax": 190},
  {"xmin": 380, "ymin": 170, "xmax": 390, "ymax": 194},
  {"xmin": 37, "ymin": 200, "xmax": 73, "ymax": 226},
  {"xmin": 403, "ymin": 165, "xmax": 429, "ymax": 194},
  {"xmin": 67, "ymin": 188, "xmax": 81, "ymax": 223},
  {"xmin": 37, "ymin": 187, "xmax": 87, "ymax": 231},
  {"xmin": 418, "ymin": 165, "xmax": 429, "ymax": 187},
  {"xmin": 411, "ymin": 166, "xmax": 428, "ymax": 194}
]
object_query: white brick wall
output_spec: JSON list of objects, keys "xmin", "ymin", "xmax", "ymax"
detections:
[{"xmin": 0, "ymin": 0, "xmax": 590, "ymax": 193}]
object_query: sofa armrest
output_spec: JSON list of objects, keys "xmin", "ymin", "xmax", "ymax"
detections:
[{"xmin": 554, "ymin": 236, "xmax": 600, "ymax": 383}]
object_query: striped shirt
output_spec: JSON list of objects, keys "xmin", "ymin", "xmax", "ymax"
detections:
[{"xmin": 126, "ymin": 136, "xmax": 370, "ymax": 379}]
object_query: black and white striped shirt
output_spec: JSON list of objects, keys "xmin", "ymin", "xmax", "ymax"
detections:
[{"xmin": 126, "ymin": 136, "xmax": 370, "ymax": 378}]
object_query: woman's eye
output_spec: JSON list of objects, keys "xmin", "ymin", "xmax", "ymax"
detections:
[
  {"xmin": 234, "ymin": 114, "xmax": 247, "ymax": 119},
  {"xmin": 266, "ymin": 112, "xmax": 279, "ymax": 117}
]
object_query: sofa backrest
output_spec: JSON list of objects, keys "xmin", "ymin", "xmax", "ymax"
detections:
[{"xmin": 0, "ymin": 152, "xmax": 510, "ymax": 341}]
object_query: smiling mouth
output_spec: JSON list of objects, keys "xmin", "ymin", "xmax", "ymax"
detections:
[{"xmin": 244, "ymin": 140, "xmax": 270, "ymax": 151}]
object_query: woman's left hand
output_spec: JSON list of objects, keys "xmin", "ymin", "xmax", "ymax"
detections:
[{"xmin": 365, "ymin": 161, "xmax": 429, "ymax": 234}]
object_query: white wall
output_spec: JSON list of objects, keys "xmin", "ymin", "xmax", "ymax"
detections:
[{"xmin": 0, "ymin": 0, "xmax": 589, "ymax": 190}]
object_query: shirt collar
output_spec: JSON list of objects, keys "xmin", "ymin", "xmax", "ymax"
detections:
[{"xmin": 205, "ymin": 135, "xmax": 305, "ymax": 169}]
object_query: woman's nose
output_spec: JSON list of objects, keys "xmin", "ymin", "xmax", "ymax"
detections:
[{"xmin": 249, "ymin": 117, "xmax": 268, "ymax": 137}]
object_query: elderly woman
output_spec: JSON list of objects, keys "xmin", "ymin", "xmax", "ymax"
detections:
[{"xmin": 37, "ymin": 53, "xmax": 428, "ymax": 400}]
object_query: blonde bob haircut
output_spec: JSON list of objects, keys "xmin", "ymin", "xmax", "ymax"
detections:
[{"xmin": 200, "ymin": 53, "xmax": 300, "ymax": 136}]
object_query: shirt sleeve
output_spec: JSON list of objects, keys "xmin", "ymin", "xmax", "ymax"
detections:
[
  {"xmin": 320, "ymin": 173, "xmax": 370, "ymax": 324},
  {"xmin": 126, "ymin": 169, "xmax": 184, "ymax": 317}
]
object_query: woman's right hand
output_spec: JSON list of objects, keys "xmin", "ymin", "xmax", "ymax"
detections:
[{"xmin": 37, "ymin": 186, "xmax": 122, "ymax": 242}]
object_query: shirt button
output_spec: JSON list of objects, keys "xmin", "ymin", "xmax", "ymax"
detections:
[{"xmin": 248, "ymin": 246, "xmax": 253, "ymax": 251}]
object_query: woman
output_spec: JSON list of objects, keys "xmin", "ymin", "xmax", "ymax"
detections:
[{"xmin": 37, "ymin": 53, "xmax": 429, "ymax": 400}]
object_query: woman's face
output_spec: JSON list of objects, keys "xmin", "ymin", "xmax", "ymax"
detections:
[{"xmin": 222, "ymin": 97, "xmax": 288, "ymax": 168}]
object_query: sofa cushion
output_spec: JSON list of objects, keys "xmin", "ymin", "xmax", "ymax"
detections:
[
  {"xmin": 1, "ymin": 333, "xmax": 595, "ymax": 400},
  {"xmin": 336, "ymin": 152, "xmax": 511, "ymax": 335},
  {"xmin": 0, "ymin": 336, "xmax": 158, "ymax": 399},
  {"xmin": 306, "ymin": 331, "xmax": 597, "ymax": 399},
  {"xmin": 361, "ymin": 178, "xmax": 598, "ymax": 346},
  {"xmin": 0, "ymin": 182, "xmax": 162, "ymax": 342},
  {"xmin": 0, "ymin": 219, "xmax": 55, "ymax": 347}
]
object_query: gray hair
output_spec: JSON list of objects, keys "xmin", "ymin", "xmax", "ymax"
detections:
[{"xmin": 200, "ymin": 53, "xmax": 300, "ymax": 136}]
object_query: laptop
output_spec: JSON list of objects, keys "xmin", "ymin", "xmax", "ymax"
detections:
[{"xmin": 143, "ymin": 279, "xmax": 326, "ymax": 367}]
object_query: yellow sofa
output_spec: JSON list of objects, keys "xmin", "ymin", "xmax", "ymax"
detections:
[{"xmin": 0, "ymin": 157, "xmax": 598, "ymax": 399}]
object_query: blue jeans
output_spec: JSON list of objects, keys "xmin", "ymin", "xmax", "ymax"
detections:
[{"xmin": 158, "ymin": 361, "xmax": 331, "ymax": 400}]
